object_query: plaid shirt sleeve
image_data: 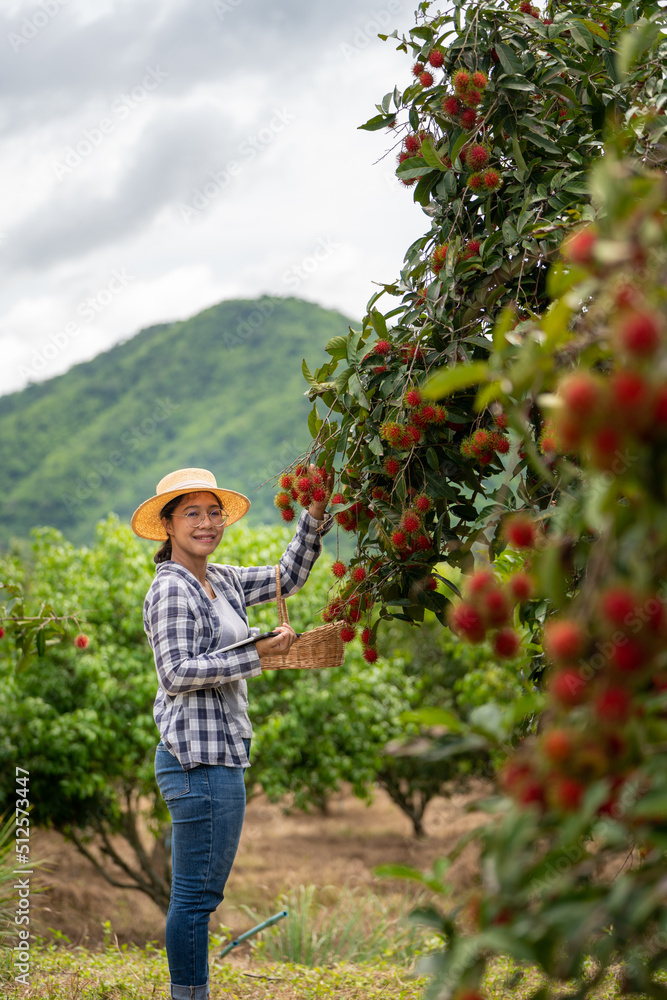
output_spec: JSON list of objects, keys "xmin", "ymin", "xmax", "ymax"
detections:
[
  {"xmin": 145, "ymin": 577, "xmax": 262, "ymax": 697},
  {"xmin": 234, "ymin": 509, "xmax": 332, "ymax": 607}
]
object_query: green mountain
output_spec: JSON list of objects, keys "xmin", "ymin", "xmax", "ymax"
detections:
[{"xmin": 0, "ymin": 296, "xmax": 354, "ymax": 547}]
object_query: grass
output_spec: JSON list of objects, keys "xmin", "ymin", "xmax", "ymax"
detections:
[
  {"xmin": 0, "ymin": 937, "xmax": 427, "ymax": 999},
  {"xmin": 241, "ymin": 884, "xmax": 435, "ymax": 968}
]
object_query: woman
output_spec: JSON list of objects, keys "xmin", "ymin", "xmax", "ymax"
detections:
[{"xmin": 131, "ymin": 466, "xmax": 331, "ymax": 1000}]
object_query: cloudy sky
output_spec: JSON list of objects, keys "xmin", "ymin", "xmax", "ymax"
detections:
[{"xmin": 0, "ymin": 0, "xmax": 427, "ymax": 397}]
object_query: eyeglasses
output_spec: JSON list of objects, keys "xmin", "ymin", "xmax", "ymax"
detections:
[{"xmin": 174, "ymin": 508, "xmax": 229, "ymax": 528}]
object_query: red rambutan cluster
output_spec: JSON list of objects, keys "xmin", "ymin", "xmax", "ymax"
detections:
[
  {"xmin": 549, "ymin": 365, "xmax": 667, "ymax": 472},
  {"xmin": 275, "ymin": 466, "xmax": 330, "ymax": 521},
  {"xmin": 460, "ymin": 427, "xmax": 510, "ymax": 465},
  {"xmin": 447, "ymin": 567, "xmax": 528, "ymax": 655}
]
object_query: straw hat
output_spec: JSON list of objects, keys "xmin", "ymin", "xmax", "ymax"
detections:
[{"xmin": 131, "ymin": 468, "xmax": 250, "ymax": 541}]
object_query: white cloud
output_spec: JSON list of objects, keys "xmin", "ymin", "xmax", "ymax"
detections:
[{"xmin": 0, "ymin": 0, "xmax": 428, "ymax": 397}]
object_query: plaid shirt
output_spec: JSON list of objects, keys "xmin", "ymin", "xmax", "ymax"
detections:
[{"xmin": 144, "ymin": 510, "xmax": 331, "ymax": 770}]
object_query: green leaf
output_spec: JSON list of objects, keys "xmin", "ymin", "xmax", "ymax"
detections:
[
  {"xmin": 526, "ymin": 130, "xmax": 563, "ymax": 156},
  {"xmin": 370, "ymin": 310, "xmax": 388, "ymax": 339},
  {"xmin": 568, "ymin": 21, "xmax": 593, "ymax": 50},
  {"xmin": 347, "ymin": 373, "xmax": 370, "ymax": 409},
  {"xmin": 494, "ymin": 40, "xmax": 523, "ymax": 75},
  {"xmin": 36, "ymin": 630, "xmax": 46, "ymax": 657},
  {"xmin": 358, "ymin": 113, "xmax": 396, "ymax": 132},
  {"xmin": 616, "ymin": 18, "xmax": 660, "ymax": 80},
  {"xmin": 420, "ymin": 137, "xmax": 448, "ymax": 171},
  {"xmin": 423, "ymin": 361, "xmax": 489, "ymax": 399}
]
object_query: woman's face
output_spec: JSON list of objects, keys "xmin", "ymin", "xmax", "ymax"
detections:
[{"xmin": 162, "ymin": 491, "xmax": 225, "ymax": 560}]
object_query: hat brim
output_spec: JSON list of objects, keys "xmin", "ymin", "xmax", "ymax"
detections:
[{"xmin": 131, "ymin": 486, "xmax": 250, "ymax": 541}]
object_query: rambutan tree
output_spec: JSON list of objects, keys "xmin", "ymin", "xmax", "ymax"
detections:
[
  {"xmin": 281, "ymin": 0, "xmax": 667, "ymax": 665},
  {"xmin": 278, "ymin": 0, "xmax": 667, "ymax": 995}
]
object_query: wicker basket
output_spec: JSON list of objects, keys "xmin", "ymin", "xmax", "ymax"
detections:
[{"xmin": 260, "ymin": 566, "xmax": 346, "ymax": 671}]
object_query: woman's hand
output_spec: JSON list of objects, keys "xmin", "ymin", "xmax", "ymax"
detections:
[
  {"xmin": 308, "ymin": 465, "xmax": 335, "ymax": 521},
  {"xmin": 255, "ymin": 624, "xmax": 297, "ymax": 660}
]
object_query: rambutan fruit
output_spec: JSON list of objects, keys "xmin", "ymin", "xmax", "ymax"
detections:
[
  {"xmin": 482, "ymin": 589, "xmax": 511, "ymax": 627},
  {"xmin": 404, "ymin": 133, "xmax": 421, "ymax": 154},
  {"xmin": 381, "ymin": 421, "xmax": 403, "ymax": 445},
  {"xmin": 374, "ymin": 365, "xmax": 388, "ymax": 374},
  {"xmin": 429, "ymin": 49, "xmax": 444, "ymax": 67},
  {"xmin": 452, "ymin": 69, "xmax": 471, "ymax": 93},
  {"xmin": 611, "ymin": 637, "xmax": 647, "ymax": 673},
  {"xmin": 463, "ymin": 239, "xmax": 481, "ymax": 259},
  {"xmin": 611, "ymin": 371, "xmax": 648, "ymax": 412},
  {"xmin": 600, "ymin": 586, "xmax": 638, "ymax": 627},
  {"xmin": 493, "ymin": 627, "xmax": 521, "ymax": 658},
  {"xmin": 348, "ymin": 608, "xmax": 362, "ymax": 623},
  {"xmin": 563, "ymin": 226, "xmax": 596, "ymax": 265},
  {"xmin": 460, "ymin": 108, "xmax": 478, "ymax": 129},
  {"xmin": 544, "ymin": 620, "xmax": 585, "ymax": 662},
  {"xmin": 414, "ymin": 494, "xmax": 431, "ymax": 513},
  {"xmin": 471, "ymin": 71, "xmax": 488, "ymax": 89},
  {"xmin": 482, "ymin": 169, "xmax": 501, "ymax": 190},
  {"xmin": 465, "ymin": 569, "xmax": 496, "ymax": 596},
  {"xmin": 363, "ymin": 646, "xmax": 379, "ymax": 663},
  {"xmin": 618, "ymin": 311, "xmax": 661, "ymax": 357},
  {"xmin": 416, "ymin": 534, "xmax": 432, "ymax": 551},
  {"xmin": 494, "ymin": 435, "xmax": 510, "ymax": 454},
  {"xmin": 279, "ymin": 473, "xmax": 293, "ymax": 489},
  {"xmin": 75, "ymin": 633, "xmax": 90, "ymax": 649},
  {"xmin": 554, "ymin": 777, "xmax": 585, "ymax": 811},
  {"xmin": 274, "ymin": 492, "xmax": 292, "ymax": 510},
  {"xmin": 442, "ymin": 95, "xmax": 461, "ymax": 116},
  {"xmin": 449, "ymin": 602, "xmax": 486, "ymax": 643},
  {"xmin": 281, "ymin": 507, "xmax": 296, "ymax": 522},
  {"xmin": 468, "ymin": 172, "xmax": 485, "ymax": 191},
  {"xmin": 297, "ymin": 476, "xmax": 311, "ymax": 493},
  {"xmin": 373, "ymin": 340, "xmax": 391, "ymax": 355},
  {"xmin": 559, "ymin": 372, "xmax": 602, "ymax": 416},
  {"xmin": 504, "ymin": 514, "xmax": 538, "ymax": 549},
  {"xmin": 550, "ymin": 667, "xmax": 586, "ymax": 706},
  {"xmin": 519, "ymin": 1, "xmax": 532, "ymax": 11},
  {"xmin": 361, "ymin": 627, "xmax": 371, "ymax": 645},
  {"xmin": 384, "ymin": 457, "xmax": 400, "ymax": 476},
  {"xmin": 420, "ymin": 71, "xmax": 435, "ymax": 87},
  {"xmin": 398, "ymin": 150, "xmax": 410, "ymax": 165},
  {"xmin": 391, "ymin": 529, "xmax": 408, "ymax": 549},
  {"xmin": 340, "ymin": 625, "xmax": 356, "ymax": 643},
  {"xmin": 351, "ymin": 566, "xmax": 367, "ymax": 583},
  {"xmin": 431, "ymin": 244, "xmax": 449, "ymax": 273},
  {"xmin": 404, "ymin": 388, "xmax": 423, "ymax": 407},
  {"xmin": 426, "ymin": 575, "xmax": 438, "ymax": 590},
  {"xmin": 330, "ymin": 492, "xmax": 345, "ymax": 506},
  {"xmin": 509, "ymin": 572, "xmax": 534, "ymax": 602},
  {"xmin": 433, "ymin": 405, "xmax": 447, "ymax": 423},
  {"xmin": 400, "ymin": 177, "xmax": 417, "ymax": 187},
  {"xmin": 311, "ymin": 486, "xmax": 327, "ymax": 503},
  {"xmin": 407, "ymin": 426, "xmax": 422, "ymax": 444},
  {"xmin": 589, "ymin": 426, "xmax": 624, "ymax": 470},
  {"xmin": 543, "ymin": 729, "xmax": 574, "ymax": 763},
  {"xmin": 595, "ymin": 687, "xmax": 631, "ymax": 724},
  {"xmin": 331, "ymin": 560, "xmax": 347, "ymax": 578},
  {"xmin": 401, "ymin": 511, "xmax": 421, "ymax": 534},
  {"xmin": 467, "ymin": 145, "xmax": 489, "ymax": 170},
  {"xmin": 412, "ymin": 62, "xmax": 424, "ymax": 77},
  {"xmin": 463, "ymin": 88, "xmax": 482, "ymax": 107},
  {"xmin": 471, "ymin": 428, "xmax": 491, "ymax": 454}
]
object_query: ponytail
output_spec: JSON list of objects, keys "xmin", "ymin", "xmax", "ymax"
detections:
[{"xmin": 153, "ymin": 494, "xmax": 186, "ymax": 567}]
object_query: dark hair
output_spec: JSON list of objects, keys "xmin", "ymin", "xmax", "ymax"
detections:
[{"xmin": 154, "ymin": 494, "xmax": 186, "ymax": 565}]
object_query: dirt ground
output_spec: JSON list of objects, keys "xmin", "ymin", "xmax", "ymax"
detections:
[{"xmin": 30, "ymin": 783, "xmax": 489, "ymax": 949}]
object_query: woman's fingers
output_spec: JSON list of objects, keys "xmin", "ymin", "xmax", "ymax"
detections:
[{"xmin": 256, "ymin": 625, "xmax": 297, "ymax": 658}]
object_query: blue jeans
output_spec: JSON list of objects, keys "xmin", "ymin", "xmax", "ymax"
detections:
[{"xmin": 155, "ymin": 741, "xmax": 249, "ymax": 1000}]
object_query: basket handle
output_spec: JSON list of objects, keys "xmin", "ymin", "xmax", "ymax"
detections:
[{"xmin": 274, "ymin": 566, "xmax": 291, "ymax": 628}]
